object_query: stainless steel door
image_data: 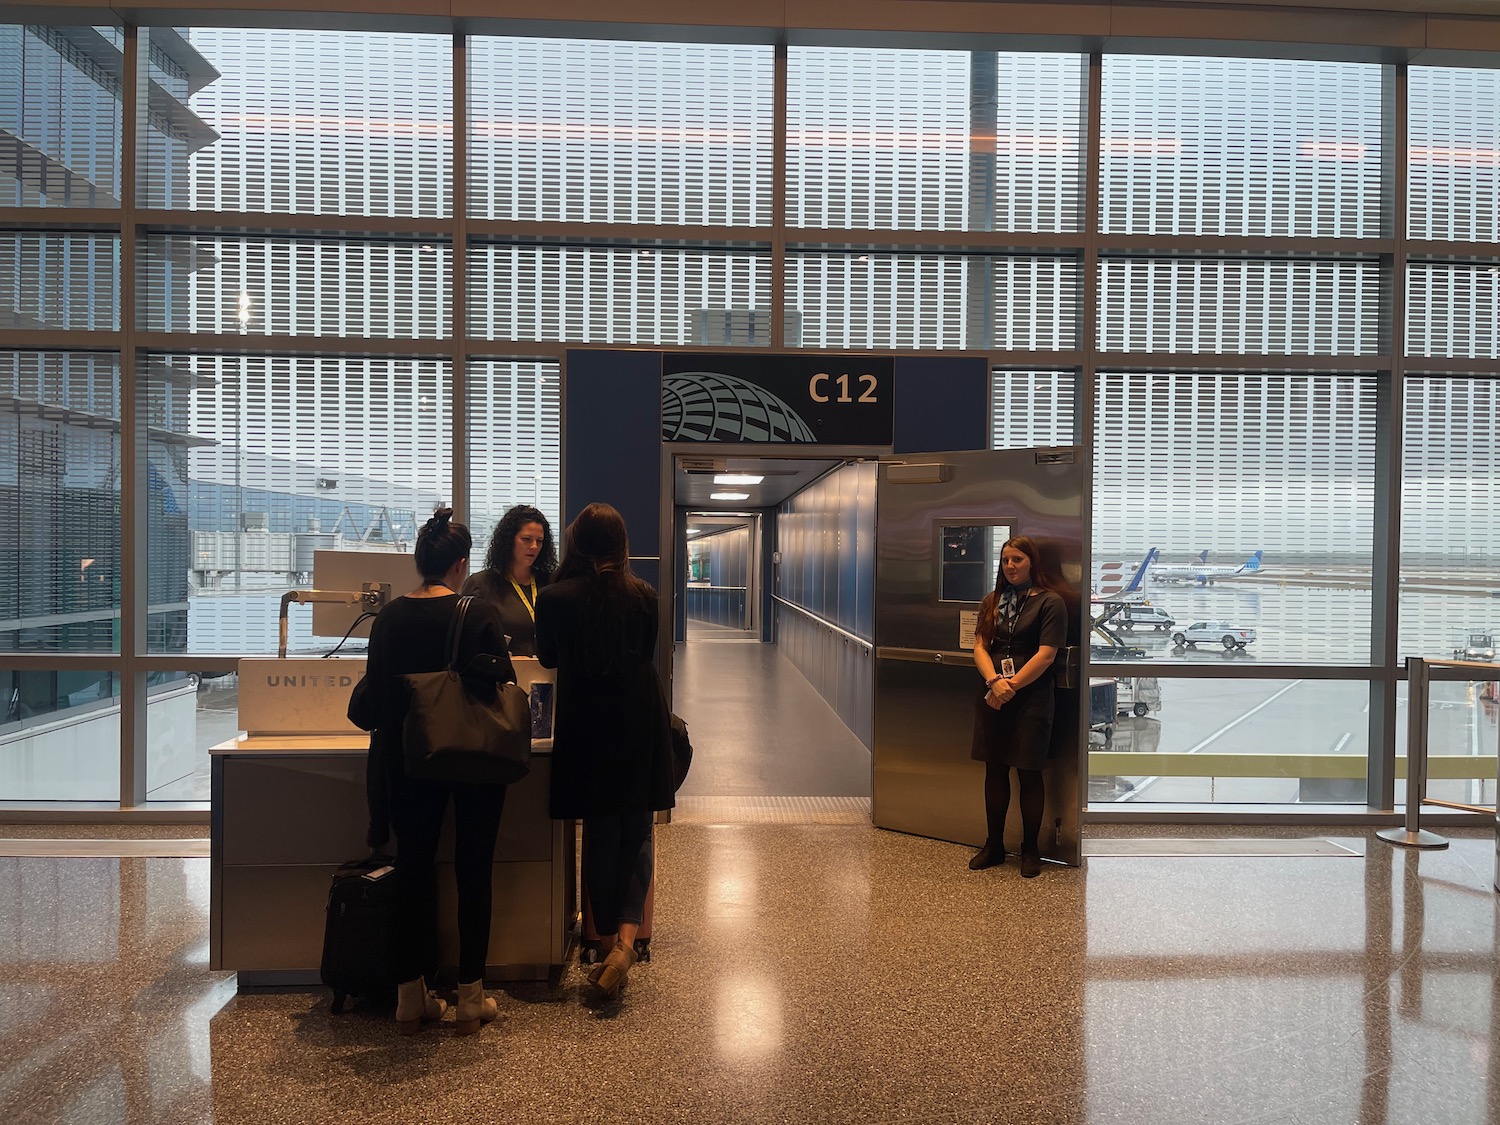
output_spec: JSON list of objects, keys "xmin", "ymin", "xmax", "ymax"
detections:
[{"xmin": 872, "ymin": 447, "xmax": 1086, "ymax": 865}]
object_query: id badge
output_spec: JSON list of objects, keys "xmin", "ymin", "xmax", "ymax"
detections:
[{"xmin": 999, "ymin": 657, "xmax": 1016, "ymax": 678}]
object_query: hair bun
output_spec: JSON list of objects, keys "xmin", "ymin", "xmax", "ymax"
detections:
[{"xmin": 426, "ymin": 506, "xmax": 454, "ymax": 531}]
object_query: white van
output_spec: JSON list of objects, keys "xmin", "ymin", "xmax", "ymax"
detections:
[{"xmin": 1117, "ymin": 604, "xmax": 1175, "ymax": 631}]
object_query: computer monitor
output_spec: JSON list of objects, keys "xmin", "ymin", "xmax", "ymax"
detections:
[{"xmin": 310, "ymin": 549, "xmax": 420, "ymax": 640}]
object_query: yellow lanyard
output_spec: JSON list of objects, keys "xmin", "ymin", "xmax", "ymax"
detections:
[{"xmin": 509, "ymin": 579, "xmax": 538, "ymax": 622}]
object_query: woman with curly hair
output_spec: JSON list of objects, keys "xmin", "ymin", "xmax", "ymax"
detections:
[{"xmin": 461, "ymin": 504, "xmax": 557, "ymax": 657}]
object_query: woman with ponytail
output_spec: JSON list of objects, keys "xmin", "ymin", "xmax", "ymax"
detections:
[
  {"xmin": 357, "ymin": 507, "xmax": 514, "ymax": 1034},
  {"xmin": 967, "ymin": 535, "xmax": 1067, "ymax": 878},
  {"xmin": 535, "ymin": 502, "xmax": 674, "ymax": 1005}
]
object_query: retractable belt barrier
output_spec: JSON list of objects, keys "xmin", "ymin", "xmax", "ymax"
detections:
[{"xmin": 1377, "ymin": 657, "xmax": 1500, "ymax": 893}]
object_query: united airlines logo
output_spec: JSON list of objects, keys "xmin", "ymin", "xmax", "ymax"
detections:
[
  {"xmin": 265, "ymin": 675, "xmax": 357, "ymax": 689},
  {"xmin": 662, "ymin": 370, "xmax": 817, "ymax": 443}
]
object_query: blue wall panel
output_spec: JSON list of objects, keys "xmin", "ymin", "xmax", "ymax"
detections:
[
  {"xmin": 564, "ymin": 349, "xmax": 662, "ymax": 591},
  {"xmin": 892, "ymin": 356, "xmax": 989, "ymax": 453}
]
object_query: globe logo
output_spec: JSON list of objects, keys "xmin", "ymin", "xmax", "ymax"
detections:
[{"xmin": 662, "ymin": 370, "xmax": 817, "ymax": 443}]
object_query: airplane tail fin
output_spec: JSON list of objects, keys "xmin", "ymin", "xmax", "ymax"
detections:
[
  {"xmin": 1237, "ymin": 550, "xmax": 1263, "ymax": 574},
  {"xmin": 1196, "ymin": 549, "xmax": 1210, "ymax": 564},
  {"xmin": 1121, "ymin": 548, "xmax": 1159, "ymax": 594}
]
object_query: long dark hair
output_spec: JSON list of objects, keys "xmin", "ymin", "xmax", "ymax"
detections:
[
  {"xmin": 483, "ymin": 504, "xmax": 557, "ymax": 580},
  {"xmin": 975, "ymin": 535, "xmax": 1059, "ymax": 642},
  {"xmin": 413, "ymin": 507, "xmax": 471, "ymax": 585},
  {"xmin": 553, "ymin": 503, "xmax": 655, "ymax": 670}
]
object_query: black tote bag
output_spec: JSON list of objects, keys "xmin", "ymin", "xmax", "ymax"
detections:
[{"xmin": 402, "ymin": 596, "xmax": 531, "ymax": 785}]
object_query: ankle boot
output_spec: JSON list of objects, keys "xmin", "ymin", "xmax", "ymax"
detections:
[
  {"xmin": 968, "ymin": 841, "xmax": 1004, "ymax": 870},
  {"xmin": 1020, "ymin": 848, "xmax": 1042, "ymax": 878},
  {"xmin": 587, "ymin": 940, "xmax": 638, "ymax": 1005},
  {"xmin": 453, "ymin": 979, "xmax": 498, "ymax": 1035},
  {"xmin": 395, "ymin": 976, "xmax": 447, "ymax": 1035}
]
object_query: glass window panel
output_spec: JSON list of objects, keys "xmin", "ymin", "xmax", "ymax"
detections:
[
  {"xmin": 468, "ymin": 243, "xmax": 769, "ymax": 345},
  {"xmin": 468, "ymin": 37, "xmax": 772, "ymax": 226},
  {"xmin": 1098, "ymin": 258, "xmax": 1380, "ymax": 355},
  {"xmin": 0, "ymin": 665, "xmax": 120, "ymax": 800},
  {"xmin": 1400, "ymin": 378, "xmax": 1500, "ymax": 661},
  {"xmin": 0, "ymin": 25, "xmax": 121, "ymax": 207},
  {"xmin": 466, "ymin": 359, "xmax": 561, "ymax": 552},
  {"xmin": 789, "ymin": 253, "xmax": 1077, "ymax": 350},
  {"xmin": 145, "ymin": 354, "xmax": 452, "ymax": 655},
  {"xmin": 139, "ymin": 29, "xmax": 452, "ymax": 217},
  {"xmin": 1394, "ymin": 680, "xmax": 1497, "ymax": 812},
  {"xmin": 992, "ymin": 369, "xmax": 1077, "ymax": 447},
  {"xmin": 139, "ymin": 234, "xmax": 450, "ymax": 338},
  {"xmin": 1409, "ymin": 67, "xmax": 1500, "ymax": 243},
  {"xmin": 1093, "ymin": 372, "xmax": 1376, "ymax": 666},
  {"xmin": 0, "ymin": 232, "xmax": 119, "ymax": 331},
  {"xmin": 0, "ymin": 351, "xmax": 121, "ymax": 656},
  {"xmin": 1100, "ymin": 56, "xmax": 1382, "ymax": 237},
  {"xmin": 789, "ymin": 48, "xmax": 1084, "ymax": 233},
  {"xmin": 146, "ymin": 669, "xmax": 233, "ymax": 802},
  {"xmin": 1405, "ymin": 262, "xmax": 1500, "ymax": 359},
  {"xmin": 1088, "ymin": 679, "xmax": 1370, "ymax": 805}
]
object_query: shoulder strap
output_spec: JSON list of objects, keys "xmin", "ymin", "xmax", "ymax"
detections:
[{"xmin": 445, "ymin": 595, "xmax": 472, "ymax": 672}]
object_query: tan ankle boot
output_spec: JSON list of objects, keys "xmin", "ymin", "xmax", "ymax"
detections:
[
  {"xmin": 454, "ymin": 979, "xmax": 498, "ymax": 1035},
  {"xmin": 395, "ymin": 976, "xmax": 447, "ymax": 1035},
  {"xmin": 586, "ymin": 940, "xmax": 638, "ymax": 1005}
]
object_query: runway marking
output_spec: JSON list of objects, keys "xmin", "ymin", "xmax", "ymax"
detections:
[
  {"xmin": 1330, "ymin": 731, "xmax": 1353, "ymax": 753},
  {"xmin": 1120, "ymin": 680, "xmax": 1305, "ymax": 801}
]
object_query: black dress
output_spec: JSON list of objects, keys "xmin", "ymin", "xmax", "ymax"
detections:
[
  {"xmin": 460, "ymin": 568, "xmax": 545, "ymax": 657},
  {"xmin": 970, "ymin": 589, "xmax": 1068, "ymax": 770}
]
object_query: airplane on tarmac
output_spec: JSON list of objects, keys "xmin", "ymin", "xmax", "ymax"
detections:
[
  {"xmin": 1091, "ymin": 548, "xmax": 1159, "ymax": 605},
  {"xmin": 1151, "ymin": 549, "xmax": 1264, "ymax": 585}
]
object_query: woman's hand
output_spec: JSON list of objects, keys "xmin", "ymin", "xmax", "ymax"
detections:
[{"xmin": 991, "ymin": 679, "xmax": 1018, "ymax": 703}]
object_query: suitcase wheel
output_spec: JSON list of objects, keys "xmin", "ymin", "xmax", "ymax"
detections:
[
  {"xmin": 579, "ymin": 946, "xmax": 600, "ymax": 965},
  {"xmin": 330, "ymin": 993, "xmax": 348, "ymax": 1015},
  {"xmin": 633, "ymin": 939, "xmax": 651, "ymax": 963}
]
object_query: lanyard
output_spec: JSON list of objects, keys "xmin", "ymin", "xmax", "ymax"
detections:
[{"xmin": 509, "ymin": 579, "xmax": 538, "ymax": 622}]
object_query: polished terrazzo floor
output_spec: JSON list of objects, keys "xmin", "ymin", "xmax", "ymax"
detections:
[
  {"xmin": 4, "ymin": 635, "xmax": 1498, "ymax": 1122},
  {"xmin": 1, "ymin": 823, "xmax": 1497, "ymax": 1124}
]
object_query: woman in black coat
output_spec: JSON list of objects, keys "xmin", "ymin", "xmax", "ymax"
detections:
[{"xmin": 535, "ymin": 502, "xmax": 674, "ymax": 1005}]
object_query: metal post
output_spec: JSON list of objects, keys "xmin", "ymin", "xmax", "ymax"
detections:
[{"xmin": 1378, "ymin": 656, "xmax": 1449, "ymax": 849}]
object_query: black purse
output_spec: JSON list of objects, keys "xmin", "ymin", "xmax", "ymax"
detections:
[
  {"xmin": 669, "ymin": 712, "xmax": 693, "ymax": 792},
  {"xmin": 402, "ymin": 596, "xmax": 531, "ymax": 785}
]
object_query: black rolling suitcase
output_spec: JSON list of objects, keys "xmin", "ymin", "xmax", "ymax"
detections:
[{"xmin": 320, "ymin": 855, "xmax": 401, "ymax": 1013}]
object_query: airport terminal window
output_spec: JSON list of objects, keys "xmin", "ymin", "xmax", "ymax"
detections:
[
  {"xmin": 467, "ymin": 37, "xmax": 773, "ymax": 227},
  {"xmin": 787, "ymin": 252, "xmax": 1077, "ymax": 350},
  {"xmin": 1399, "ymin": 378, "xmax": 1500, "ymax": 660},
  {"xmin": 0, "ymin": 232, "xmax": 119, "ymax": 331},
  {"xmin": 1092, "ymin": 371, "xmax": 1377, "ymax": 666},
  {"xmin": 0, "ymin": 25, "xmax": 121, "ymax": 207},
  {"xmin": 1097, "ymin": 258, "xmax": 1381, "ymax": 356},
  {"xmin": 466, "ymin": 359, "xmax": 561, "ymax": 552},
  {"xmin": 1100, "ymin": 56, "xmax": 1383, "ymax": 238},
  {"xmin": 1409, "ymin": 67, "xmax": 1500, "ymax": 243},
  {"xmin": 137, "ymin": 28, "xmax": 453, "ymax": 216},
  {"xmin": 139, "ymin": 234, "xmax": 450, "ymax": 339},
  {"xmin": 1406, "ymin": 263, "xmax": 1500, "ymax": 360},
  {"xmin": 788, "ymin": 48, "xmax": 1084, "ymax": 233},
  {"xmin": 468, "ymin": 243, "xmax": 770, "ymax": 345},
  {"xmin": 145, "ymin": 354, "xmax": 452, "ymax": 656},
  {"xmin": 7, "ymin": 17, "xmax": 1500, "ymax": 812}
]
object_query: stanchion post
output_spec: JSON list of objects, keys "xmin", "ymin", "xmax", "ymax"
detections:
[{"xmin": 1378, "ymin": 656, "xmax": 1450, "ymax": 849}]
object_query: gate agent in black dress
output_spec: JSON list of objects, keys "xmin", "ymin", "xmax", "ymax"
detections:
[{"xmin": 969, "ymin": 535, "xmax": 1068, "ymax": 878}]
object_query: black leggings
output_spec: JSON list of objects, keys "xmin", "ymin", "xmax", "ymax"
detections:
[
  {"xmin": 983, "ymin": 763, "xmax": 1045, "ymax": 852},
  {"xmin": 583, "ymin": 811, "xmax": 654, "ymax": 937},
  {"xmin": 390, "ymin": 777, "xmax": 507, "ymax": 983}
]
